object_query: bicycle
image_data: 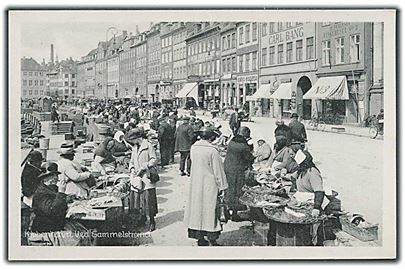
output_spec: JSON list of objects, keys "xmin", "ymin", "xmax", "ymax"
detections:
[
  {"xmin": 369, "ymin": 119, "xmax": 384, "ymax": 139},
  {"xmin": 307, "ymin": 116, "xmax": 326, "ymax": 131}
]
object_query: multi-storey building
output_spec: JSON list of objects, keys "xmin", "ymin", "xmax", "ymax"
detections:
[
  {"xmin": 58, "ymin": 59, "xmax": 78, "ymax": 100},
  {"xmin": 313, "ymin": 22, "xmax": 373, "ymax": 123},
  {"xmin": 119, "ymin": 34, "xmax": 137, "ymax": 98},
  {"xmin": 172, "ymin": 23, "xmax": 191, "ymax": 103},
  {"xmin": 369, "ymin": 22, "xmax": 384, "ymax": 116},
  {"xmin": 147, "ymin": 24, "xmax": 161, "ymax": 103},
  {"xmin": 235, "ymin": 22, "xmax": 259, "ymax": 111},
  {"xmin": 160, "ymin": 23, "xmax": 175, "ymax": 102},
  {"xmin": 21, "ymin": 57, "xmax": 47, "ymax": 99},
  {"xmin": 220, "ymin": 23, "xmax": 237, "ymax": 108},
  {"xmin": 77, "ymin": 48, "xmax": 97, "ymax": 98},
  {"xmin": 134, "ymin": 33, "xmax": 148, "ymax": 101},
  {"xmin": 186, "ymin": 22, "xmax": 222, "ymax": 109},
  {"xmin": 259, "ymin": 22, "xmax": 317, "ymax": 119}
]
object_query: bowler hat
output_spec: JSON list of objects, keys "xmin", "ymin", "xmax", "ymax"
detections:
[
  {"xmin": 38, "ymin": 162, "xmax": 61, "ymax": 179},
  {"xmin": 291, "ymin": 113, "xmax": 299, "ymax": 118},
  {"xmin": 126, "ymin": 127, "xmax": 144, "ymax": 142},
  {"xmin": 28, "ymin": 150, "xmax": 43, "ymax": 162}
]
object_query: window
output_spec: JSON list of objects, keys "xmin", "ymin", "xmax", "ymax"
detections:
[
  {"xmin": 262, "ymin": 23, "xmax": 267, "ymax": 36},
  {"xmin": 286, "ymin": 42, "xmax": 293, "ymax": 63},
  {"xmin": 222, "ymin": 36, "xmax": 227, "ymax": 50},
  {"xmin": 232, "ymin": 57, "xmax": 236, "ymax": 72},
  {"xmin": 65, "ymin": 89, "xmax": 69, "ymax": 94},
  {"xmin": 306, "ymin": 37, "xmax": 314, "ymax": 60},
  {"xmin": 64, "ymin": 81, "xmax": 68, "ymax": 86},
  {"xmin": 239, "ymin": 55, "xmax": 243, "ymax": 72},
  {"xmin": 286, "ymin": 22, "xmax": 293, "ymax": 28},
  {"xmin": 34, "ymin": 72, "xmax": 38, "ymax": 76},
  {"xmin": 227, "ymin": 35, "xmax": 231, "ymax": 50},
  {"xmin": 277, "ymin": 22, "xmax": 283, "ymax": 32},
  {"xmin": 34, "ymin": 80, "xmax": 38, "ymax": 86},
  {"xmin": 216, "ymin": 59, "xmax": 220, "ymax": 74},
  {"xmin": 29, "ymin": 80, "xmax": 32, "ymax": 86},
  {"xmin": 322, "ymin": 22, "xmax": 330, "ymax": 26},
  {"xmin": 245, "ymin": 24, "xmax": 250, "ymax": 43},
  {"xmin": 72, "ymin": 82, "xmax": 75, "ymax": 87},
  {"xmin": 322, "ymin": 40, "xmax": 331, "ymax": 66},
  {"xmin": 227, "ymin": 58, "xmax": 231, "ymax": 72},
  {"xmin": 29, "ymin": 90, "xmax": 32, "ymax": 95},
  {"xmin": 231, "ymin": 33, "xmax": 236, "ymax": 48},
  {"xmin": 23, "ymin": 72, "xmax": 27, "ymax": 76},
  {"xmin": 252, "ymin": 23, "xmax": 257, "ymax": 41},
  {"xmin": 29, "ymin": 72, "xmax": 32, "ymax": 76},
  {"xmin": 336, "ymin": 37, "xmax": 345, "ymax": 64},
  {"xmin": 239, "ymin": 27, "xmax": 244, "ymax": 45},
  {"xmin": 252, "ymin": 52, "xmax": 257, "ymax": 70},
  {"xmin": 72, "ymin": 89, "xmax": 75, "ymax": 94},
  {"xmin": 23, "ymin": 90, "xmax": 27, "ymax": 95},
  {"xmin": 269, "ymin": 23, "xmax": 275, "ymax": 34},
  {"xmin": 23, "ymin": 80, "xmax": 27, "ymax": 86},
  {"xmin": 269, "ymin": 46, "xmax": 275, "ymax": 65},
  {"xmin": 262, "ymin": 48, "xmax": 267, "ymax": 66},
  {"xmin": 350, "ymin": 34, "xmax": 360, "ymax": 62},
  {"xmin": 277, "ymin": 44, "xmax": 284, "ymax": 64},
  {"xmin": 222, "ymin": 59, "xmax": 227, "ymax": 73},
  {"xmin": 245, "ymin": 54, "xmax": 250, "ymax": 71},
  {"xmin": 296, "ymin": 40, "xmax": 303, "ymax": 61},
  {"xmin": 65, "ymin": 74, "xmax": 69, "ymax": 78}
]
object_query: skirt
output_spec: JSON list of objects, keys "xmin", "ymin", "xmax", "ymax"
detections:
[
  {"xmin": 129, "ymin": 188, "xmax": 158, "ymax": 217},
  {"xmin": 188, "ymin": 229, "xmax": 220, "ymax": 241}
]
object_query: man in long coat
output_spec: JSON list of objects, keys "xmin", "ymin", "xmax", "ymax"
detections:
[
  {"xmin": 289, "ymin": 113, "xmax": 307, "ymax": 143},
  {"xmin": 184, "ymin": 128, "xmax": 228, "ymax": 246},
  {"xmin": 157, "ymin": 116, "xmax": 173, "ymax": 168},
  {"xmin": 174, "ymin": 116, "xmax": 194, "ymax": 176}
]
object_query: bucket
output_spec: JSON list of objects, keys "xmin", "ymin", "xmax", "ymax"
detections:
[{"xmin": 39, "ymin": 138, "xmax": 50, "ymax": 149}]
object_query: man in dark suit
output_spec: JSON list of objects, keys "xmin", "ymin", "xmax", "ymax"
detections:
[
  {"xmin": 289, "ymin": 113, "xmax": 307, "ymax": 143},
  {"xmin": 174, "ymin": 116, "xmax": 195, "ymax": 176},
  {"xmin": 158, "ymin": 115, "xmax": 173, "ymax": 168},
  {"xmin": 228, "ymin": 107, "xmax": 241, "ymax": 135}
]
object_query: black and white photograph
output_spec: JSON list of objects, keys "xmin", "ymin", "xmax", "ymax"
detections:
[{"xmin": 7, "ymin": 9, "xmax": 397, "ymax": 260}]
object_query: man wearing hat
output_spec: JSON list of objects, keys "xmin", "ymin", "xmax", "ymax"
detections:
[
  {"xmin": 289, "ymin": 113, "xmax": 307, "ymax": 143},
  {"xmin": 175, "ymin": 116, "xmax": 195, "ymax": 176},
  {"xmin": 274, "ymin": 119, "xmax": 292, "ymax": 146},
  {"xmin": 157, "ymin": 115, "xmax": 174, "ymax": 168},
  {"xmin": 21, "ymin": 150, "xmax": 43, "ymax": 205},
  {"xmin": 57, "ymin": 142, "xmax": 92, "ymax": 198}
]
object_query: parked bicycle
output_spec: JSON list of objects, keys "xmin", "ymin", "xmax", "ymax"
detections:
[
  {"xmin": 369, "ymin": 118, "xmax": 384, "ymax": 139},
  {"xmin": 307, "ymin": 116, "xmax": 326, "ymax": 131}
]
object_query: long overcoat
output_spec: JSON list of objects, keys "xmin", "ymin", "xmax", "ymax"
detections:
[
  {"xmin": 184, "ymin": 140, "xmax": 228, "ymax": 233},
  {"xmin": 129, "ymin": 139, "xmax": 158, "ymax": 190},
  {"xmin": 174, "ymin": 123, "xmax": 195, "ymax": 152}
]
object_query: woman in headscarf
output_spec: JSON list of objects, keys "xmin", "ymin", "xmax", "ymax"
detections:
[
  {"xmin": 93, "ymin": 137, "xmax": 117, "ymax": 175},
  {"xmin": 111, "ymin": 131, "xmax": 132, "ymax": 170},
  {"xmin": 265, "ymin": 136, "xmax": 295, "ymax": 175}
]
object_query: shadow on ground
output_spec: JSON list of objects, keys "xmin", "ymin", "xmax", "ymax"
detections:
[{"xmin": 155, "ymin": 210, "xmax": 184, "ymax": 230}]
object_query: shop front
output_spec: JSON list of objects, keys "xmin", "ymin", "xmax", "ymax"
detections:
[
  {"xmin": 203, "ymin": 79, "xmax": 220, "ymax": 110},
  {"xmin": 220, "ymin": 74, "xmax": 237, "ymax": 109},
  {"xmin": 237, "ymin": 74, "xmax": 258, "ymax": 113}
]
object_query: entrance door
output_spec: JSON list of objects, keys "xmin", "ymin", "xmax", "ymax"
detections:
[{"xmin": 297, "ymin": 76, "xmax": 312, "ymax": 120}]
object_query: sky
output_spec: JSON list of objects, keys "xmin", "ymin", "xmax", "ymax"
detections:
[{"xmin": 20, "ymin": 13, "xmax": 152, "ymax": 63}]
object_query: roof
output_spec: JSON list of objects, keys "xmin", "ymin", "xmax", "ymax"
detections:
[{"xmin": 21, "ymin": 57, "xmax": 47, "ymax": 71}]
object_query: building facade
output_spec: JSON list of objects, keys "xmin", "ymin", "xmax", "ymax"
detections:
[
  {"xmin": 134, "ymin": 33, "xmax": 148, "ymax": 101},
  {"xmin": 21, "ymin": 57, "xmax": 47, "ymax": 99},
  {"xmin": 316, "ymin": 22, "xmax": 373, "ymax": 124},
  {"xmin": 186, "ymin": 22, "xmax": 222, "ymax": 109},
  {"xmin": 220, "ymin": 23, "xmax": 237, "ymax": 108},
  {"xmin": 160, "ymin": 23, "xmax": 175, "ymax": 102},
  {"xmin": 147, "ymin": 24, "xmax": 161, "ymax": 103},
  {"xmin": 235, "ymin": 22, "xmax": 260, "ymax": 112},
  {"xmin": 119, "ymin": 35, "xmax": 137, "ymax": 98},
  {"xmin": 95, "ymin": 41, "xmax": 108, "ymax": 98},
  {"xmin": 259, "ymin": 22, "xmax": 317, "ymax": 119},
  {"xmin": 369, "ymin": 22, "xmax": 384, "ymax": 116},
  {"xmin": 77, "ymin": 48, "xmax": 97, "ymax": 98}
]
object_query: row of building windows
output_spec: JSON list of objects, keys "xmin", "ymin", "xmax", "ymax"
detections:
[
  {"xmin": 22, "ymin": 79, "xmax": 45, "ymax": 86},
  {"xmin": 261, "ymin": 37, "xmax": 314, "ymax": 66},
  {"xmin": 188, "ymin": 59, "xmax": 221, "ymax": 77},
  {"xmin": 162, "ymin": 51, "xmax": 173, "ymax": 64},
  {"xmin": 173, "ymin": 66, "xmax": 187, "ymax": 80},
  {"xmin": 162, "ymin": 36, "xmax": 173, "ymax": 48},
  {"xmin": 23, "ymin": 89, "xmax": 45, "ymax": 96},
  {"xmin": 173, "ymin": 30, "xmax": 187, "ymax": 45},
  {"xmin": 148, "ymin": 66, "xmax": 161, "ymax": 77},
  {"xmin": 321, "ymin": 34, "xmax": 360, "ymax": 66},
  {"xmin": 261, "ymin": 22, "xmax": 304, "ymax": 36},
  {"xmin": 173, "ymin": 47, "xmax": 186, "ymax": 61},
  {"xmin": 136, "ymin": 45, "xmax": 147, "ymax": 55},
  {"xmin": 148, "ymin": 50, "xmax": 160, "ymax": 62},
  {"xmin": 222, "ymin": 56, "xmax": 237, "ymax": 74},
  {"xmin": 187, "ymin": 37, "xmax": 221, "ymax": 56},
  {"xmin": 161, "ymin": 67, "xmax": 172, "ymax": 79},
  {"xmin": 119, "ymin": 49, "xmax": 136, "ymax": 60},
  {"xmin": 238, "ymin": 23, "xmax": 258, "ymax": 46},
  {"xmin": 238, "ymin": 52, "xmax": 258, "ymax": 73},
  {"xmin": 222, "ymin": 32, "xmax": 237, "ymax": 51},
  {"xmin": 23, "ymin": 71, "xmax": 45, "ymax": 76},
  {"xmin": 64, "ymin": 81, "xmax": 75, "ymax": 87}
]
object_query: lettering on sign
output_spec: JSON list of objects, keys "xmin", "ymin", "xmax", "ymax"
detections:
[
  {"xmin": 269, "ymin": 26, "xmax": 304, "ymax": 45},
  {"xmin": 322, "ymin": 23, "xmax": 361, "ymax": 39},
  {"xmin": 237, "ymin": 75, "xmax": 258, "ymax": 84},
  {"xmin": 315, "ymin": 85, "xmax": 331, "ymax": 94}
]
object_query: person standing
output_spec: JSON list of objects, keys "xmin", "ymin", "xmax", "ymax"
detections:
[
  {"xmin": 228, "ymin": 107, "xmax": 241, "ymax": 135},
  {"xmin": 224, "ymin": 132, "xmax": 254, "ymax": 221},
  {"xmin": 274, "ymin": 119, "xmax": 292, "ymax": 146},
  {"xmin": 167, "ymin": 118, "xmax": 177, "ymax": 163},
  {"xmin": 51, "ymin": 103, "xmax": 60, "ymax": 123},
  {"xmin": 157, "ymin": 115, "xmax": 172, "ymax": 168},
  {"xmin": 21, "ymin": 150, "xmax": 43, "ymax": 206},
  {"xmin": 126, "ymin": 128, "xmax": 159, "ymax": 232},
  {"xmin": 184, "ymin": 127, "xmax": 228, "ymax": 246},
  {"xmin": 289, "ymin": 113, "xmax": 307, "ymax": 143},
  {"xmin": 174, "ymin": 116, "xmax": 195, "ymax": 176}
]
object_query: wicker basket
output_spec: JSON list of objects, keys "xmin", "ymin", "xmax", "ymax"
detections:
[{"xmin": 340, "ymin": 216, "xmax": 378, "ymax": 242}]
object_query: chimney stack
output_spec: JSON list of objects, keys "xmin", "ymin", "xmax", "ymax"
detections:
[
  {"xmin": 50, "ymin": 44, "xmax": 54, "ymax": 64},
  {"xmin": 136, "ymin": 25, "xmax": 140, "ymax": 34}
]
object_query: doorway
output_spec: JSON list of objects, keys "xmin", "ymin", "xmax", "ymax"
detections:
[{"xmin": 297, "ymin": 76, "xmax": 312, "ymax": 120}]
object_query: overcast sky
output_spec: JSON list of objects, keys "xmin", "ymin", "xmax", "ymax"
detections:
[{"xmin": 20, "ymin": 13, "xmax": 152, "ymax": 63}]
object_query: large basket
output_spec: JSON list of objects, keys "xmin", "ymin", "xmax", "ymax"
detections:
[{"xmin": 339, "ymin": 216, "xmax": 378, "ymax": 242}]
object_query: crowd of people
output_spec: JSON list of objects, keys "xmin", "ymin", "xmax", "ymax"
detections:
[{"xmin": 21, "ymin": 98, "xmax": 338, "ymax": 246}]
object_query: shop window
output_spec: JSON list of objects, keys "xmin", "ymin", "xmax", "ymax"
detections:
[
  {"xmin": 306, "ymin": 37, "xmax": 314, "ymax": 60},
  {"xmin": 350, "ymin": 34, "xmax": 360, "ymax": 63},
  {"xmin": 269, "ymin": 46, "xmax": 275, "ymax": 65},
  {"xmin": 336, "ymin": 37, "xmax": 345, "ymax": 64},
  {"xmin": 277, "ymin": 44, "xmax": 284, "ymax": 64},
  {"xmin": 322, "ymin": 40, "xmax": 331, "ymax": 66},
  {"xmin": 286, "ymin": 42, "xmax": 293, "ymax": 63},
  {"xmin": 252, "ymin": 23, "xmax": 257, "ymax": 41},
  {"xmin": 296, "ymin": 39, "xmax": 303, "ymax": 61},
  {"xmin": 262, "ymin": 47, "xmax": 267, "ymax": 66}
]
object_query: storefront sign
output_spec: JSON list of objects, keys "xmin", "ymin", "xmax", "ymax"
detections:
[
  {"xmin": 237, "ymin": 75, "xmax": 258, "ymax": 84},
  {"xmin": 269, "ymin": 26, "xmax": 304, "ymax": 45},
  {"xmin": 322, "ymin": 22, "xmax": 361, "ymax": 39}
]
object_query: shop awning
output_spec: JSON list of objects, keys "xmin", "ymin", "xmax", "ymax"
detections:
[
  {"xmin": 175, "ymin": 83, "xmax": 198, "ymax": 98},
  {"xmin": 247, "ymin": 84, "xmax": 272, "ymax": 101},
  {"xmin": 187, "ymin": 84, "xmax": 199, "ymax": 106},
  {"xmin": 269, "ymin": 82, "xmax": 292, "ymax": 99},
  {"xmin": 303, "ymin": 76, "xmax": 349, "ymax": 100}
]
